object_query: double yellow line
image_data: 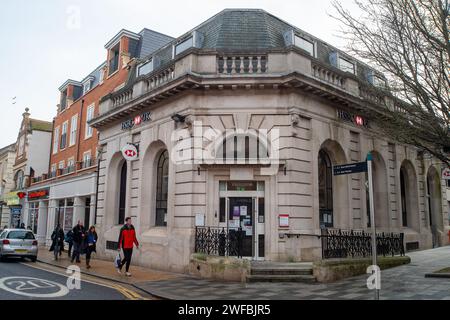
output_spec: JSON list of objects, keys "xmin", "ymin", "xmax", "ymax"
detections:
[{"xmin": 109, "ymin": 283, "xmax": 149, "ymax": 300}]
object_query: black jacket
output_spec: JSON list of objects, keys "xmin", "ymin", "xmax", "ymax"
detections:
[
  {"xmin": 72, "ymin": 225, "xmax": 86, "ymax": 244},
  {"xmin": 49, "ymin": 228, "xmax": 64, "ymax": 252}
]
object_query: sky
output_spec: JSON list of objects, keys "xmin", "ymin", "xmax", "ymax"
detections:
[{"xmin": 0, "ymin": 0, "xmax": 358, "ymax": 147}]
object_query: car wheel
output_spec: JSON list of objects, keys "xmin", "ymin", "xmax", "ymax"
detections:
[
  {"xmin": 0, "ymin": 255, "xmax": 5, "ymax": 262},
  {"xmin": 30, "ymin": 256, "xmax": 37, "ymax": 262}
]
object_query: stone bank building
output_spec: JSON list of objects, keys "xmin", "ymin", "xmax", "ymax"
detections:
[{"xmin": 90, "ymin": 9, "xmax": 449, "ymax": 273}]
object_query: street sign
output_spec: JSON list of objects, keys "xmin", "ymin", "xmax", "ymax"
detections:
[
  {"xmin": 333, "ymin": 161, "xmax": 367, "ymax": 176},
  {"xmin": 442, "ymin": 168, "xmax": 450, "ymax": 180},
  {"xmin": 121, "ymin": 144, "xmax": 138, "ymax": 161}
]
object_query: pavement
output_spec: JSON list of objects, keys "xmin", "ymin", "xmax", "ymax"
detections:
[
  {"xmin": 0, "ymin": 259, "xmax": 126, "ymax": 299},
  {"xmin": 36, "ymin": 245, "xmax": 450, "ymax": 300}
]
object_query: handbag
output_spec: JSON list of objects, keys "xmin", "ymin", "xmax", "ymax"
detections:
[{"xmin": 114, "ymin": 252, "xmax": 121, "ymax": 268}]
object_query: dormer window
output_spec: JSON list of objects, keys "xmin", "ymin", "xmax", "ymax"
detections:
[
  {"xmin": 137, "ymin": 59, "xmax": 154, "ymax": 76},
  {"xmin": 60, "ymin": 89, "xmax": 67, "ymax": 112},
  {"xmin": 338, "ymin": 57, "xmax": 355, "ymax": 74},
  {"xmin": 175, "ymin": 37, "xmax": 193, "ymax": 56},
  {"xmin": 109, "ymin": 43, "xmax": 120, "ymax": 76},
  {"xmin": 83, "ymin": 81, "xmax": 91, "ymax": 95},
  {"xmin": 294, "ymin": 35, "xmax": 315, "ymax": 56}
]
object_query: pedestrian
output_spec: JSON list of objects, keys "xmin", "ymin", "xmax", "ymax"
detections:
[
  {"xmin": 117, "ymin": 217, "xmax": 139, "ymax": 277},
  {"xmin": 85, "ymin": 226, "xmax": 98, "ymax": 269},
  {"xmin": 20, "ymin": 223, "xmax": 25, "ymax": 229},
  {"xmin": 65, "ymin": 229, "xmax": 74, "ymax": 257},
  {"xmin": 49, "ymin": 224, "xmax": 64, "ymax": 257},
  {"xmin": 71, "ymin": 220, "xmax": 85, "ymax": 263}
]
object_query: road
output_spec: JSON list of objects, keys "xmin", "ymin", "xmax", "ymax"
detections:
[{"xmin": 0, "ymin": 258, "xmax": 152, "ymax": 300}]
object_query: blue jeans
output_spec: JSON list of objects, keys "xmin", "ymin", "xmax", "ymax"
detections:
[{"xmin": 71, "ymin": 242, "xmax": 81, "ymax": 262}]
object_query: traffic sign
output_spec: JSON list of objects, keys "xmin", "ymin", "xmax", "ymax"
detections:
[
  {"xmin": 121, "ymin": 144, "xmax": 138, "ymax": 161},
  {"xmin": 333, "ymin": 161, "xmax": 367, "ymax": 176},
  {"xmin": 442, "ymin": 168, "xmax": 450, "ymax": 180}
]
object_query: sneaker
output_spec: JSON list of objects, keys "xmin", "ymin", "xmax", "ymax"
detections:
[
  {"xmin": 117, "ymin": 268, "xmax": 122, "ymax": 274},
  {"xmin": 125, "ymin": 272, "xmax": 131, "ymax": 277}
]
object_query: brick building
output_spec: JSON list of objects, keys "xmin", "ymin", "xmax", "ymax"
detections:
[{"xmin": 27, "ymin": 28, "xmax": 173, "ymax": 244}]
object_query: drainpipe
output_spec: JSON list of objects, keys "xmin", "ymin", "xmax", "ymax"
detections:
[
  {"xmin": 94, "ymin": 138, "xmax": 101, "ymax": 225},
  {"xmin": 76, "ymin": 99, "xmax": 85, "ymax": 168},
  {"xmin": 48, "ymin": 119, "xmax": 55, "ymax": 175}
]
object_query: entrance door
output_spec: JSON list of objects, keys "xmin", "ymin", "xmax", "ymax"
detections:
[
  {"xmin": 218, "ymin": 181, "xmax": 265, "ymax": 260},
  {"xmin": 229, "ymin": 197, "xmax": 253, "ymax": 257}
]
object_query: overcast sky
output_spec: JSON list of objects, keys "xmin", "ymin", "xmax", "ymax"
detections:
[{"xmin": 0, "ymin": 0, "xmax": 358, "ymax": 147}]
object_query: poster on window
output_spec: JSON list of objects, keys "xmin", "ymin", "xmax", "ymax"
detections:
[
  {"xmin": 240, "ymin": 206, "xmax": 247, "ymax": 216},
  {"xmin": 228, "ymin": 219, "xmax": 240, "ymax": 229},
  {"xmin": 243, "ymin": 218, "xmax": 252, "ymax": 236},
  {"xmin": 233, "ymin": 206, "xmax": 240, "ymax": 217},
  {"xmin": 64, "ymin": 208, "xmax": 74, "ymax": 233}
]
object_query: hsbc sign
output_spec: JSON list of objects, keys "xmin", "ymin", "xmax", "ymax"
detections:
[
  {"xmin": 337, "ymin": 110, "xmax": 369, "ymax": 128},
  {"xmin": 121, "ymin": 144, "xmax": 139, "ymax": 161},
  {"xmin": 121, "ymin": 112, "xmax": 151, "ymax": 130}
]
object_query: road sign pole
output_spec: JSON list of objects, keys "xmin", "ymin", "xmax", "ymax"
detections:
[{"xmin": 367, "ymin": 152, "xmax": 379, "ymax": 300}]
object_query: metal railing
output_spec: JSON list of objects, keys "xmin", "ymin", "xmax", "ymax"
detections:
[
  {"xmin": 321, "ymin": 228, "xmax": 405, "ymax": 259},
  {"xmin": 194, "ymin": 226, "xmax": 244, "ymax": 258}
]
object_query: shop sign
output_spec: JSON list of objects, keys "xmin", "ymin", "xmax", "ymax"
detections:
[
  {"xmin": 442, "ymin": 168, "xmax": 450, "ymax": 180},
  {"xmin": 337, "ymin": 109, "xmax": 369, "ymax": 128},
  {"xmin": 279, "ymin": 214, "xmax": 289, "ymax": 228},
  {"xmin": 5, "ymin": 192, "xmax": 20, "ymax": 206},
  {"xmin": 28, "ymin": 189, "xmax": 49, "ymax": 200},
  {"xmin": 121, "ymin": 144, "xmax": 139, "ymax": 161},
  {"xmin": 121, "ymin": 112, "xmax": 151, "ymax": 130}
]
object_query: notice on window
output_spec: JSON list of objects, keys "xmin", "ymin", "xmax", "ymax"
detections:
[
  {"xmin": 279, "ymin": 214, "xmax": 289, "ymax": 228},
  {"xmin": 195, "ymin": 213, "xmax": 205, "ymax": 227},
  {"xmin": 240, "ymin": 206, "xmax": 247, "ymax": 216},
  {"xmin": 233, "ymin": 206, "xmax": 240, "ymax": 217},
  {"xmin": 229, "ymin": 219, "xmax": 240, "ymax": 229}
]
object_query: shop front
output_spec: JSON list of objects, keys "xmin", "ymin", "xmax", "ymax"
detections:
[
  {"xmin": 5, "ymin": 191, "xmax": 22, "ymax": 228},
  {"xmin": 25, "ymin": 187, "xmax": 50, "ymax": 240}
]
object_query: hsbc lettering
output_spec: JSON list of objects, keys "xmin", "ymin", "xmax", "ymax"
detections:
[
  {"xmin": 121, "ymin": 112, "xmax": 151, "ymax": 130},
  {"xmin": 337, "ymin": 110, "xmax": 369, "ymax": 128}
]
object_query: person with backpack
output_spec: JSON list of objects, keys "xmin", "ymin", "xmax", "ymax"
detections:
[
  {"xmin": 116, "ymin": 217, "xmax": 139, "ymax": 277},
  {"xmin": 71, "ymin": 221, "xmax": 85, "ymax": 263},
  {"xmin": 85, "ymin": 226, "xmax": 98, "ymax": 269},
  {"xmin": 65, "ymin": 229, "xmax": 74, "ymax": 257}
]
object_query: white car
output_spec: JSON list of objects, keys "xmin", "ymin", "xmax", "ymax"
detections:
[{"xmin": 0, "ymin": 229, "xmax": 38, "ymax": 262}]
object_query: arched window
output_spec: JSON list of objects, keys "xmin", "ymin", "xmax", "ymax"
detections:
[
  {"xmin": 400, "ymin": 168, "xmax": 408, "ymax": 227},
  {"xmin": 14, "ymin": 170, "xmax": 24, "ymax": 190},
  {"xmin": 118, "ymin": 162, "xmax": 127, "ymax": 225},
  {"xmin": 155, "ymin": 150, "xmax": 169, "ymax": 227},
  {"xmin": 318, "ymin": 150, "xmax": 333, "ymax": 228}
]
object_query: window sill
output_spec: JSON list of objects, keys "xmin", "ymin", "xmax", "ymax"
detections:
[{"xmin": 107, "ymin": 69, "xmax": 119, "ymax": 79}]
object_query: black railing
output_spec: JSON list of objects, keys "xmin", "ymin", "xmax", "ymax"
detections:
[
  {"xmin": 321, "ymin": 228, "xmax": 405, "ymax": 259},
  {"xmin": 194, "ymin": 226, "xmax": 244, "ymax": 258}
]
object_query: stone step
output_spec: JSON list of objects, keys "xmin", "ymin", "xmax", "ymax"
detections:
[
  {"xmin": 251, "ymin": 268, "xmax": 313, "ymax": 276},
  {"xmin": 246, "ymin": 274, "xmax": 317, "ymax": 283}
]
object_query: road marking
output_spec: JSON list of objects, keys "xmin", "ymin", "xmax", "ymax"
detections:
[
  {"xmin": 21, "ymin": 262, "xmax": 149, "ymax": 300},
  {"xmin": 0, "ymin": 276, "xmax": 69, "ymax": 298}
]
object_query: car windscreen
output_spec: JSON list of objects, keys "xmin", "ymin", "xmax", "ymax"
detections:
[{"xmin": 7, "ymin": 231, "xmax": 35, "ymax": 240}]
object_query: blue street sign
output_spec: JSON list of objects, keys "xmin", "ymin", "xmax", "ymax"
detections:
[{"xmin": 333, "ymin": 161, "xmax": 368, "ymax": 176}]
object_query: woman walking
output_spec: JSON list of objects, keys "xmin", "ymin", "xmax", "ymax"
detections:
[{"xmin": 85, "ymin": 226, "xmax": 98, "ymax": 269}]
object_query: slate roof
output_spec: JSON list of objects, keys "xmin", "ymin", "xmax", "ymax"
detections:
[{"xmin": 134, "ymin": 9, "xmax": 381, "ymax": 84}]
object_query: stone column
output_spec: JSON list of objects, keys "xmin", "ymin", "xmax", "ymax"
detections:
[
  {"xmin": 46, "ymin": 199, "xmax": 58, "ymax": 246},
  {"xmin": 73, "ymin": 197, "xmax": 85, "ymax": 227},
  {"xmin": 36, "ymin": 200, "xmax": 48, "ymax": 243},
  {"xmin": 89, "ymin": 194, "xmax": 96, "ymax": 227}
]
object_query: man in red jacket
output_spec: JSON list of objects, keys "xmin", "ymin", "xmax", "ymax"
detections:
[{"xmin": 117, "ymin": 217, "xmax": 139, "ymax": 276}]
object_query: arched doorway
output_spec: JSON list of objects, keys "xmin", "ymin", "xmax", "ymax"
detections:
[
  {"xmin": 318, "ymin": 150, "xmax": 333, "ymax": 228},
  {"xmin": 366, "ymin": 151, "xmax": 389, "ymax": 229},
  {"xmin": 318, "ymin": 140, "xmax": 349, "ymax": 229},
  {"xmin": 400, "ymin": 160, "xmax": 419, "ymax": 231},
  {"xmin": 118, "ymin": 161, "xmax": 127, "ymax": 225},
  {"xmin": 155, "ymin": 149, "xmax": 169, "ymax": 227},
  {"xmin": 427, "ymin": 166, "xmax": 443, "ymax": 247}
]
